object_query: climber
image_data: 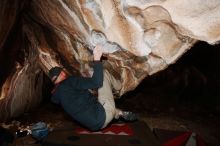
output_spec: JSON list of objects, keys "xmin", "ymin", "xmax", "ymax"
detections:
[{"xmin": 48, "ymin": 45, "xmax": 137, "ymax": 131}]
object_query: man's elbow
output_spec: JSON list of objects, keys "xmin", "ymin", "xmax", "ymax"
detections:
[{"xmin": 92, "ymin": 80, "xmax": 103, "ymax": 88}]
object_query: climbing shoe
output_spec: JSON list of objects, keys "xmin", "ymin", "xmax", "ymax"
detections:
[{"xmin": 120, "ymin": 111, "xmax": 138, "ymax": 122}]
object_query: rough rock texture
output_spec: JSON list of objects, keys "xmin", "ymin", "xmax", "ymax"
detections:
[{"xmin": 0, "ymin": 0, "xmax": 220, "ymax": 120}]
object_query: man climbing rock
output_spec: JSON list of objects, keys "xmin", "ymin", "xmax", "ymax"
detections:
[{"xmin": 48, "ymin": 45, "xmax": 137, "ymax": 131}]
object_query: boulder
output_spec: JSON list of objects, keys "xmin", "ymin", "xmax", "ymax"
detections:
[{"xmin": 0, "ymin": 0, "xmax": 220, "ymax": 120}]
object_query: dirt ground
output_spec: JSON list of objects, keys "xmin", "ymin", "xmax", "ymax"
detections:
[{"xmin": 117, "ymin": 91, "xmax": 220, "ymax": 146}]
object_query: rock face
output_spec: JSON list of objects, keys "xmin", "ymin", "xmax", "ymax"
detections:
[{"xmin": 0, "ymin": 0, "xmax": 220, "ymax": 121}]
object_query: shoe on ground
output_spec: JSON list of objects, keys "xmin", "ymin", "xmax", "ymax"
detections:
[{"xmin": 120, "ymin": 111, "xmax": 138, "ymax": 122}]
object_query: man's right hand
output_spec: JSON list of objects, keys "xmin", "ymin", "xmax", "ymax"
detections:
[{"xmin": 93, "ymin": 44, "xmax": 103, "ymax": 61}]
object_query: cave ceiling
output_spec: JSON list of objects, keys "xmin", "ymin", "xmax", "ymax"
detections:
[{"xmin": 0, "ymin": 0, "xmax": 220, "ymax": 120}]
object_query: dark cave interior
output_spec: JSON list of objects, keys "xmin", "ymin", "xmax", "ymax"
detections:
[{"xmin": 117, "ymin": 41, "xmax": 220, "ymax": 115}]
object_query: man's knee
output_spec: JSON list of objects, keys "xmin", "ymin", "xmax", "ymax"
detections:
[{"xmin": 104, "ymin": 70, "xmax": 121, "ymax": 91}]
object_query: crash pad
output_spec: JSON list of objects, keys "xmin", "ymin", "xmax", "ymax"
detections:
[
  {"xmin": 153, "ymin": 128, "xmax": 207, "ymax": 146},
  {"xmin": 42, "ymin": 121, "xmax": 159, "ymax": 146}
]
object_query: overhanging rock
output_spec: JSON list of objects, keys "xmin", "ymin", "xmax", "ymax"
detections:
[{"xmin": 0, "ymin": 0, "xmax": 220, "ymax": 120}]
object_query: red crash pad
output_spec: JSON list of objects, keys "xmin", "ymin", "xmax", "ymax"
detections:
[{"xmin": 42, "ymin": 121, "xmax": 159, "ymax": 146}]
